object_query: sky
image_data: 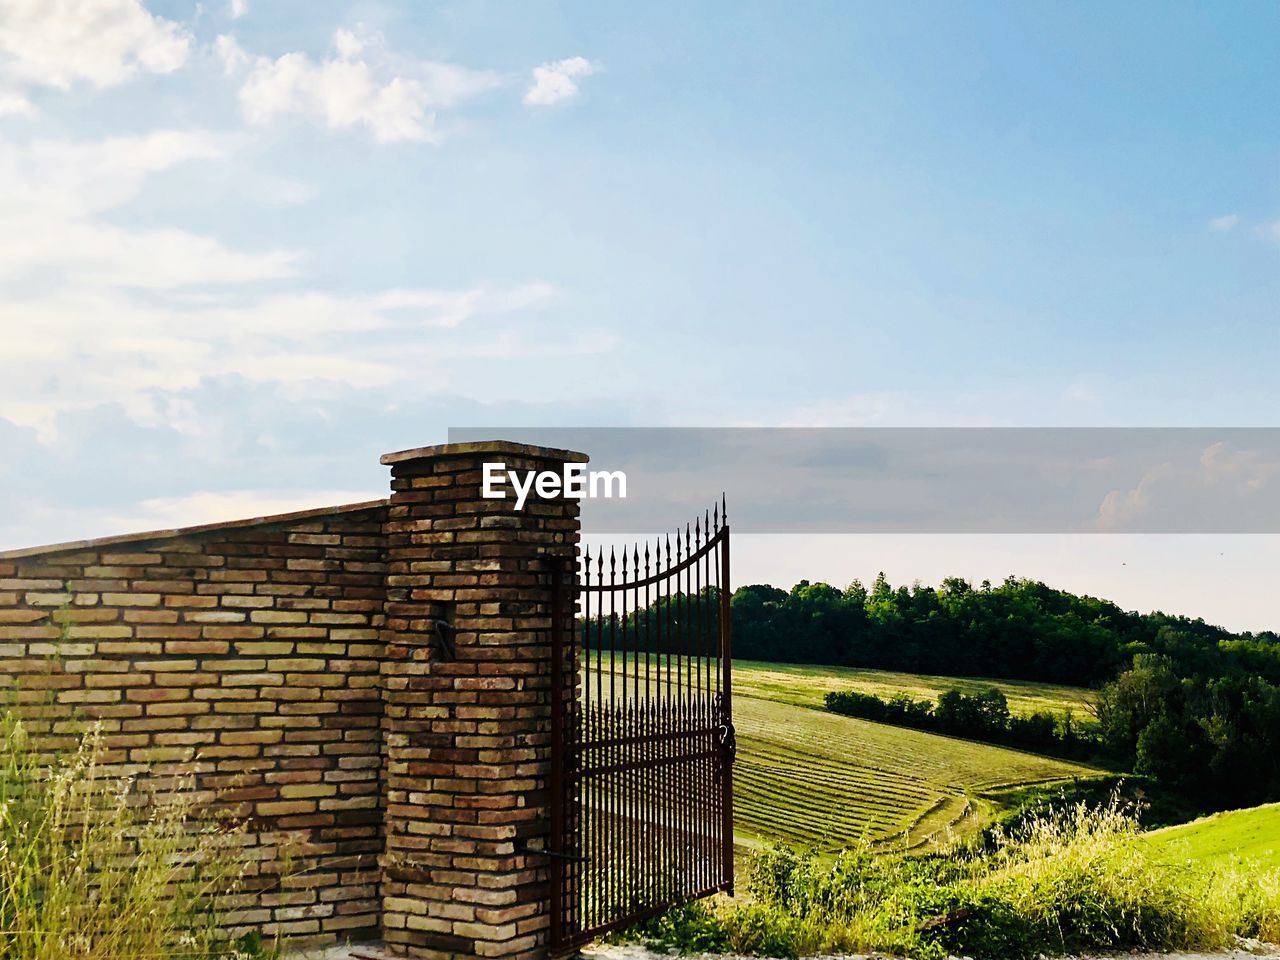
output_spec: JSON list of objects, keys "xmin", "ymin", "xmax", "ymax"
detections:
[{"xmin": 1, "ymin": 1, "xmax": 1279, "ymax": 631}]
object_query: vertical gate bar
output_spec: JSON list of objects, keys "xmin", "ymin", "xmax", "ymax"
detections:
[
  {"xmin": 576, "ymin": 547, "xmax": 586, "ymax": 942},
  {"xmin": 687, "ymin": 521, "xmax": 696, "ymax": 894},
  {"xmin": 707, "ymin": 522, "xmax": 717, "ymax": 891},
  {"xmin": 673, "ymin": 528, "xmax": 683, "ymax": 894},
  {"xmin": 712, "ymin": 526, "xmax": 723, "ymax": 884},
  {"xmin": 585, "ymin": 546, "xmax": 593, "ymax": 937},
  {"xmin": 594, "ymin": 547, "xmax": 602, "ymax": 932},
  {"xmin": 719, "ymin": 511, "xmax": 734, "ymax": 892},
  {"xmin": 666, "ymin": 549, "xmax": 675, "ymax": 905},
  {"xmin": 584, "ymin": 548, "xmax": 592, "ymax": 933},
  {"xmin": 578, "ymin": 549, "xmax": 585, "ymax": 937},
  {"xmin": 706, "ymin": 522, "xmax": 716, "ymax": 890},
  {"xmin": 594, "ymin": 547, "xmax": 604, "ymax": 930},
  {"xmin": 688, "ymin": 521, "xmax": 697, "ymax": 892},
  {"xmin": 694, "ymin": 519, "xmax": 705, "ymax": 892},
  {"xmin": 618, "ymin": 545, "xmax": 626, "ymax": 918},
  {"xmin": 642, "ymin": 541, "xmax": 652, "ymax": 910},
  {"xmin": 612, "ymin": 549, "xmax": 621, "ymax": 923},
  {"xmin": 696, "ymin": 519, "xmax": 706, "ymax": 742},
  {"xmin": 678, "ymin": 532, "xmax": 686, "ymax": 899},
  {"xmin": 633, "ymin": 544, "xmax": 641, "ymax": 909},
  {"xmin": 632, "ymin": 545, "xmax": 641, "ymax": 912},
  {"xmin": 550, "ymin": 558, "xmax": 565, "ymax": 948},
  {"xmin": 579, "ymin": 548, "xmax": 587, "ymax": 937},
  {"xmin": 606, "ymin": 548, "xmax": 615, "ymax": 926},
  {"xmin": 706, "ymin": 532, "xmax": 715, "ymax": 886},
  {"xmin": 656, "ymin": 554, "xmax": 665, "ymax": 906},
  {"xmin": 706, "ymin": 519, "xmax": 715, "ymax": 891},
  {"xmin": 624, "ymin": 547, "xmax": 634, "ymax": 916},
  {"xmin": 578, "ymin": 547, "xmax": 588, "ymax": 939}
]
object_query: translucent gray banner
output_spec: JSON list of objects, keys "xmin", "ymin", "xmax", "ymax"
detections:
[{"xmin": 447, "ymin": 427, "xmax": 1280, "ymax": 533}]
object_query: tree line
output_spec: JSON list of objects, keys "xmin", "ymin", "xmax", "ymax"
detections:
[
  {"xmin": 730, "ymin": 575, "xmax": 1280, "ymax": 687},
  {"xmin": 729, "ymin": 574, "xmax": 1280, "ymax": 812},
  {"xmin": 824, "ymin": 686, "xmax": 1096, "ymax": 760}
]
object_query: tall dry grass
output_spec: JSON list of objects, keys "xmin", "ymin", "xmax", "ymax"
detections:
[{"xmin": 0, "ymin": 712, "xmax": 259, "ymax": 960}]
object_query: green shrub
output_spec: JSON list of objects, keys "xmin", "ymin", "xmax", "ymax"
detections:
[
  {"xmin": 621, "ymin": 795, "xmax": 1280, "ymax": 958},
  {"xmin": 0, "ymin": 712, "xmax": 263, "ymax": 960}
]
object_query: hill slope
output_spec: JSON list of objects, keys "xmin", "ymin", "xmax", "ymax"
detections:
[
  {"xmin": 734, "ymin": 691, "xmax": 1102, "ymax": 853},
  {"xmin": 732, "ymin": 660, "xmax": 1106, "ymax": 852},
  {"xmin": 1145, "ymin": 803, "xmax": 1280, "ymax": 870}
]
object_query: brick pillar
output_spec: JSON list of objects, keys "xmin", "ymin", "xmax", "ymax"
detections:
[{"xmin": 378, "ymin": 441, "xmax": 585, "ymax": 960}]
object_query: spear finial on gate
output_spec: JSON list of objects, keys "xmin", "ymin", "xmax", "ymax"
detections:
[
  {"xmin": 694, "ymin": 515, "xmax": 701, "ymax": 551},
  {"xmin": 713, "ymin": 500, "xmax": 719, "ymax": 532},
  {"xmin": 609, "ymin": 546, "xmax": 616, "ymax": 585},
  {"xmin": 644, "ymin": 540, "xmax": 650, "ymax": 578},
  {"xmin": 721, "ymin": 492, "xmax": 727, "ymax": 526}
]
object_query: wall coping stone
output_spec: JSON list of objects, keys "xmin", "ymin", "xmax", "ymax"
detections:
[
  {"xmin": 0, "ymin": 499, "xmax": 389, "ymax": 561},
  {"xmin": 379, "ymin": 440, "xmax": 589, "ymax": 466}
]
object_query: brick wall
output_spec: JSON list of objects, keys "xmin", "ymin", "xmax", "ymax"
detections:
[
  {"xmin": 0, "ymin": 440, "xmax": 587, "ymax": 959},
  {"xmin": 0, "ymin": 502, "xmax": 390, "ymax": 945}
]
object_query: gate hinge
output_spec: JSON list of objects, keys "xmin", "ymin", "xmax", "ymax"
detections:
[
  {"xmin": 515, "ymin": 841, "xmax": 589, "ymax": 863},
  {"xmin": 717, "ymin": 720, "xmax": 737, "ymax": 759}
]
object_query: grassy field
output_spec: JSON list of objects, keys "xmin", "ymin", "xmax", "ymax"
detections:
[
  {"xmin": 733, "ymin": 681, "xmax": 1104, "ymax": 854},
  {"xmin": 1144, "ymin": 802, "xmax": 1280, "ymax": 870},
  {"xmin": 733, "ymin": 658, "xmax": 1100, "ymax": 728}
]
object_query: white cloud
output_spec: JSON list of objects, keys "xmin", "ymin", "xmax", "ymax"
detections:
[
  {"xmin": 0, "ymin": 218, "xmax": 299, "ymax": 288},
  {"xmin": 1095, "ymin": 441, "xmax": 1280, "ymax": 532},
  {"xmin": 524, "ymin": 56, "xmax": 597, "ymax": 106},
  {"xmin": 106, "ymin": 488, "xmax": 383, "ymax": 533},
  {"xmin": 1256, "ymin": 220, "xmax": 1280, "ymax": 242},
  {"xmin": 214, "ymin": 34, "xmax": 250, "ymax": 75},
  {"xmin": 228, "ymin": 0, "xmax": 249, "ymax": 20},
  {"xmin": 1209, "ymin": 213, "xmax": 1239, "ymax": 232},
  {"xmin": 332, "ymin": 28, "xmax": 365, "ymax": 60},
  {"xmin": 0, "ymin": 91, "xmax": 34, "ymax": 116},
  {"xmin": 0, "ymin": 0, "xmax": 189, "ymax": 91},
  {"xmin": 0, "ymin": 125, "xmax": 611, "ymax": 441},
  {"xmin": 0, "ymin": 278, "xmax": 572, "ymax": 437},
  {"xmin": 0, "ymin": 130, "xmax": 297, "ymax": 289},
  {"xmin": 0, "ymin": 130, "xmax": 225, "ymax": 217},
  {"xmin": 220, "ymin": 28, "xmax": 499, "ymax": 143}
]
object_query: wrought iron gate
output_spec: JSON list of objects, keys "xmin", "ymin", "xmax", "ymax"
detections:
[{"xmin": 548, "ymin": 503, "xmax": 734, "ymax": 954}]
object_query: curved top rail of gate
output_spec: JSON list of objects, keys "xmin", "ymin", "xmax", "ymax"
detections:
[{"xmin": 577, "ymin": 500, "xmax": 728, "ymax": 592}]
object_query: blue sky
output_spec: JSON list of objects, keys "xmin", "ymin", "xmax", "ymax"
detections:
[{"xmin": 2, "ymin": 1, "xmax": 1279, "ymax": 628}]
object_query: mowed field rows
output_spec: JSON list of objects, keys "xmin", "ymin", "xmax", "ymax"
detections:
[
  {"xmin": 584, "ymin": 654, "xmax": 1106, "ymax": 854},
  {"xmin": 733, "ymin": 692, "xmax": 1101, "ymax": 853}
]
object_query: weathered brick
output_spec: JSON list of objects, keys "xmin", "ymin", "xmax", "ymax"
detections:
[{"xmin": 0, "ymin": 443, "xmax": 582, "ymax": 958}]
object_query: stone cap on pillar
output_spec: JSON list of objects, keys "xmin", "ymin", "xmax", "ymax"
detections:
[{"xmin": 379, "ymin": 439, "xmax": 590, "ymax": 467}]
